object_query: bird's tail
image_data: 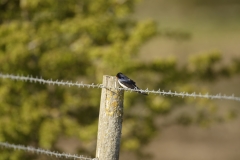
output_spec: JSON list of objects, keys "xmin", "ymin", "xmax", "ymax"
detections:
[
  {"xmin": 135, "ymin": 87, "xmax": 148, "ymax": 96},
  {"xmin": 137, "ymin": 91, "xmax": 148, "ymax": 95}
]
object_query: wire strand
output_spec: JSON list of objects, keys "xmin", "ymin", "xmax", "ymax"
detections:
[
  {"xmin": 0, "ymin": 72, "xmax": 240, "ymax": 102},
  {"xmin": 0, "ymin": 142, "xmax": 94, "ymax": 160}
]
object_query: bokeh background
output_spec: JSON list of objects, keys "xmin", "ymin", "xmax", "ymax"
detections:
[
  {"xmin": 0, "ymin": 0, "xmax": 240, "ymax": 160},
  {"xmin": 131, "ymin": 0, "xmax": 240, "ymax": 160}
]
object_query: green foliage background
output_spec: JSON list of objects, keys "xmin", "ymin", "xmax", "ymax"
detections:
[{"xmin": 0, "ymin": 0, "xmax": 240, "ymax": 159}]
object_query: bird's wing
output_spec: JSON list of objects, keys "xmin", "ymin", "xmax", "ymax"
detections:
[
  {"xmin": 122, "ymin": 74, "xmax": 136, "ymax": 85},
  {"xmin": 119, "ymin": 80, "xmax": 139, "ymax": 89},
  {"xmin": 129, "ymin": 79, "xmax": 136, "ymax": 85}
]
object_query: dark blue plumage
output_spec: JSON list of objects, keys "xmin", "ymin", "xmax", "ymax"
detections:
[{"xmin": 116, "ymin": 72, "xmax": 147, "ymax": 95}]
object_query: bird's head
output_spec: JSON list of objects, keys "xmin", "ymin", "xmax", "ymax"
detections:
[{"xmin": 116, "ymin": 72, "xmax": 123, "ymax": 79}]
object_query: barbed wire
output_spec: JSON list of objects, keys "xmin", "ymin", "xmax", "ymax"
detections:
[
  {"xmin": 0, "ymin": 73, "xmax": 104, "ymax": 89},
  {"xmin": 0, "ymin": 72, "xmax": 240, "ymax": 102},
  {"xmin": 0, "ymin": 142, "xmax": 96, "ymax": 160}
]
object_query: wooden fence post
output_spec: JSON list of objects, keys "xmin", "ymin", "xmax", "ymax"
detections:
[{"xmin": 95, "ymin": 75, "xmax": 124, "ymax": 160}]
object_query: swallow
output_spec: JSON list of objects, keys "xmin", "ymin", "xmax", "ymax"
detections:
[{"xmin": 116, "ymin": 72, "xmax": 148, "ymax": 95}]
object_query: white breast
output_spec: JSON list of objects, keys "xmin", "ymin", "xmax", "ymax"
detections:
[{"xmin": 118, "ymin": 80, "xmax": 128, "ymax": 88}]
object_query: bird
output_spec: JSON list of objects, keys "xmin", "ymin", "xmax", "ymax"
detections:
[{"xmin": 116, "ymin": 72, "xmax": 148, "ymax": 95}]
